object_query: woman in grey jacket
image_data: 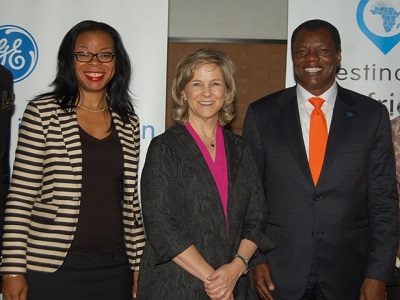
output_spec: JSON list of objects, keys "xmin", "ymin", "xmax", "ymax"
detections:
[
  {"xmin": 137, "ymin": 48, "xmax": 275, "ymax": 300},
  {"xmin": 1, "ymin": 20, "xmax": 145, "ymax": 300}
]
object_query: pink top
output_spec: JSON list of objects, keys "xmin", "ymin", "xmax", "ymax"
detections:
[{"xmin": 185, "ymin": 122, "xmax": 229, "ymax": 228}]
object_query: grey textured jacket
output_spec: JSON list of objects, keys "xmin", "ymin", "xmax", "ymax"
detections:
[{"xmin": 137, "ymin": 124, "xmax": 275, "ymax": 300}]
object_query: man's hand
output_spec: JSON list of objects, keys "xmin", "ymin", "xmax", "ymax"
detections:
[
  {"xmin": 252, "ymin": 263, "xmax": 275, "ymax": 300},
  {"xmin": 359, "ymin": 278, "xmax": 386, "ymax": 300}
]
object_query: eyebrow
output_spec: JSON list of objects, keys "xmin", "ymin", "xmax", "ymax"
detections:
[{"xmin": 74, "ymin": 45, "xmax": 114, "ymax": 51}]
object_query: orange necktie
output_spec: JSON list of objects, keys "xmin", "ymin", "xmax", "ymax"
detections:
[{"xmin": 309, "ymin": 97, "xmax": 328, "ymax": 185}]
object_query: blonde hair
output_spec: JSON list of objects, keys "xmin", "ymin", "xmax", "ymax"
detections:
[{"xmin": 171, "ymin": 48, "xmax": 237, "ymax": 126}]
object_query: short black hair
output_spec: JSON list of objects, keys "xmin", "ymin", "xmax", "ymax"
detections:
[{"xmin": 291, "ymin": 19, "xmax": 341, "ymax": 56}]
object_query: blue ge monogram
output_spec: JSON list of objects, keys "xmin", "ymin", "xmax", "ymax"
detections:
[{"xmin": 0, "ymin": 24, "xmax": 39, "ymax": 82}]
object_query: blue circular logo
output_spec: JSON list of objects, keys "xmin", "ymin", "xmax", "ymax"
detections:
[
  {"xmin": 357, "ymin": 0, "xmax": 400, "ymax": 54},
  {"xmin": 0, "ymin": 25, "xmax": 39, "ymax": 82}
]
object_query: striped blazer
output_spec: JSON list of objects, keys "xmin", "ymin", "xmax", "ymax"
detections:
[{"xmin": 0, "ymin": 98, "xmax": 145, "ymax": 274}]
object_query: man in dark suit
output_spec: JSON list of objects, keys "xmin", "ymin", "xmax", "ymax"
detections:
[
  {"xmin": 0, "ymin": 64, "xmax": 14, "ymax": 258},
  {"xmin": 242, "ymin": 19, "xmax": 399, "ymax": 300}
]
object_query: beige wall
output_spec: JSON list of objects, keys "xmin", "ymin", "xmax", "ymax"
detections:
[{"xmin": 169, "ymin": 0, "xmax": 288, "ymax": 40}]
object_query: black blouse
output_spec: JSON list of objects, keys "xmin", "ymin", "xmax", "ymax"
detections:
[{"xmin": 69, "ymin": 126, "xmax": 124, "ymax": 254}]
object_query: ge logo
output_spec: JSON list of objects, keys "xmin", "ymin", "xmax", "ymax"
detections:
[{"xmin": 0, "ymin": 25, "xmax": 39, "ymax": 82}]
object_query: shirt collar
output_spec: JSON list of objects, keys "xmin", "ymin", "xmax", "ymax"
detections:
[{"xmin": 296, "ymin": 82, "xmax": 338, "ymax": 107}]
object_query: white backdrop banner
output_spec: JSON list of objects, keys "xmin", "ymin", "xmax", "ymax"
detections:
[
  {"xmin": 286, "ymin": 0, "xmax": 400, "ymax": 119},
  {"xmin": 0, "ymin": 0, "xmax": 168, "ymax": 172}
]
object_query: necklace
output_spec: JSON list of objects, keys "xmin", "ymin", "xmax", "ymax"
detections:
[
  {"xmin": 199, "ymin": 135, "xmax": 216, "ymax": 148},
  {"xmin": 77, "ymin": 104, "xmax": 107, "ymax": 113}
]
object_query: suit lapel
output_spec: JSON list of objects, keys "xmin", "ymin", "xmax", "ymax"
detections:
[
  {"xmin": 168, "ymin": 125, "xmax": 227, "ymax": 226},
  {"xmin": 169, "ymin": 125, "xmax": 219, "ymax": 194},
  {"xmin": 223, "ymin": 130, "xmax": 246, "ymax": 233},
  {"xmin": 275, "ymin": 88, "xmax": 313, "ymax": 184},
  {"xmin": 224, "ymin": 130, "xmax": 241, "ymax": 194},
  {"xmin": 320, "ymin": 86, "xmax": 357, "ymax": 179},
  {"xmin": 58, "ymin": 109, "xmax": 82, "ymax": 182},
  {"xmin": 112, "ymin": 112, "xmax": 139, "ymax": 199},
  {"xmin": 275, "ymin": 85, "xmax": 357, "ymax": 185}
]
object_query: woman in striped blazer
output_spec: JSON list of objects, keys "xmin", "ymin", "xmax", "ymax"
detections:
[{"xmin": 0, "ymin": 20, "xmax": 145, "ymax": 300}]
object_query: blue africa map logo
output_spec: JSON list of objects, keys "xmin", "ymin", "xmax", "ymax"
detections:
[
  {"xmin": 357, "ymin": 0, "xmax": 400, "ymax": 54},
  {"xmin": 0, "ymin": 25, "xmax": 39, "ymax": 82}
]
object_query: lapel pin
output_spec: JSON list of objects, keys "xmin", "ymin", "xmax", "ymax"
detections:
[{"xmin": 346, "ymin": 112, "xmax": 354, "ymax": 117}]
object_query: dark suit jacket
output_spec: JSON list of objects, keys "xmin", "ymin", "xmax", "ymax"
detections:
[
  {"xmin": 242, "ymin": 84, "xmax": 399, "ymax": 299},
  {"xmin": 0, "ymin": 64, "xmax": 14, "ymax": 251},
  {"xmin": 138, "ymin": 124, "xmax": 275, "ymax": 300}
]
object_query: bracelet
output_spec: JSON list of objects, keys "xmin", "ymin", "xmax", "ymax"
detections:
[
  {"xmin": 2, "ymin": 274, "xmax": 22, "ymax": 279},
  {"xmin": 234, "ymin": 253, "xmax": 249, "ymax": 276}
]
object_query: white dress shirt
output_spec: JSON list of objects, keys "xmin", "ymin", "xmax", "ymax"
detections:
[{"xmin": 297, "ymin": 83, "xmax": 337, "ymax": 159}]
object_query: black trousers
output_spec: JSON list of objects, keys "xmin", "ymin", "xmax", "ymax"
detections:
[
  {"xmin": 301, "ymin": 258, "xmax": 325, "ymax": 300},
  {"xmin": 26, "ymin": 247, "xmax": 133, "ymax": 300},
  {"xmin": 386, "ymin": 267, "xmax": 400, "ymax": 300}
]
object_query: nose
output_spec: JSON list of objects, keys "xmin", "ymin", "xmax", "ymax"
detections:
[
  {"xmin": 305, "ymin": 51, "xmax": 319, "ymax": 61},
  {"xmin": 90, "ymin": 55, "xmax": 102, "ymax": 65},
  {"xmin": 202, "ymin": 85, "xmax": 212, "ymax": 96}
]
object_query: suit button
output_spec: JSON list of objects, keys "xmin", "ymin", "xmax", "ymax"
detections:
[
  {"xmin": 311, "ymin": 231, "xmax": 325, "ymax": 236},
  {"xmin": 314, "ymin": 195, "xmax": 324, "ymax": 201}
]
